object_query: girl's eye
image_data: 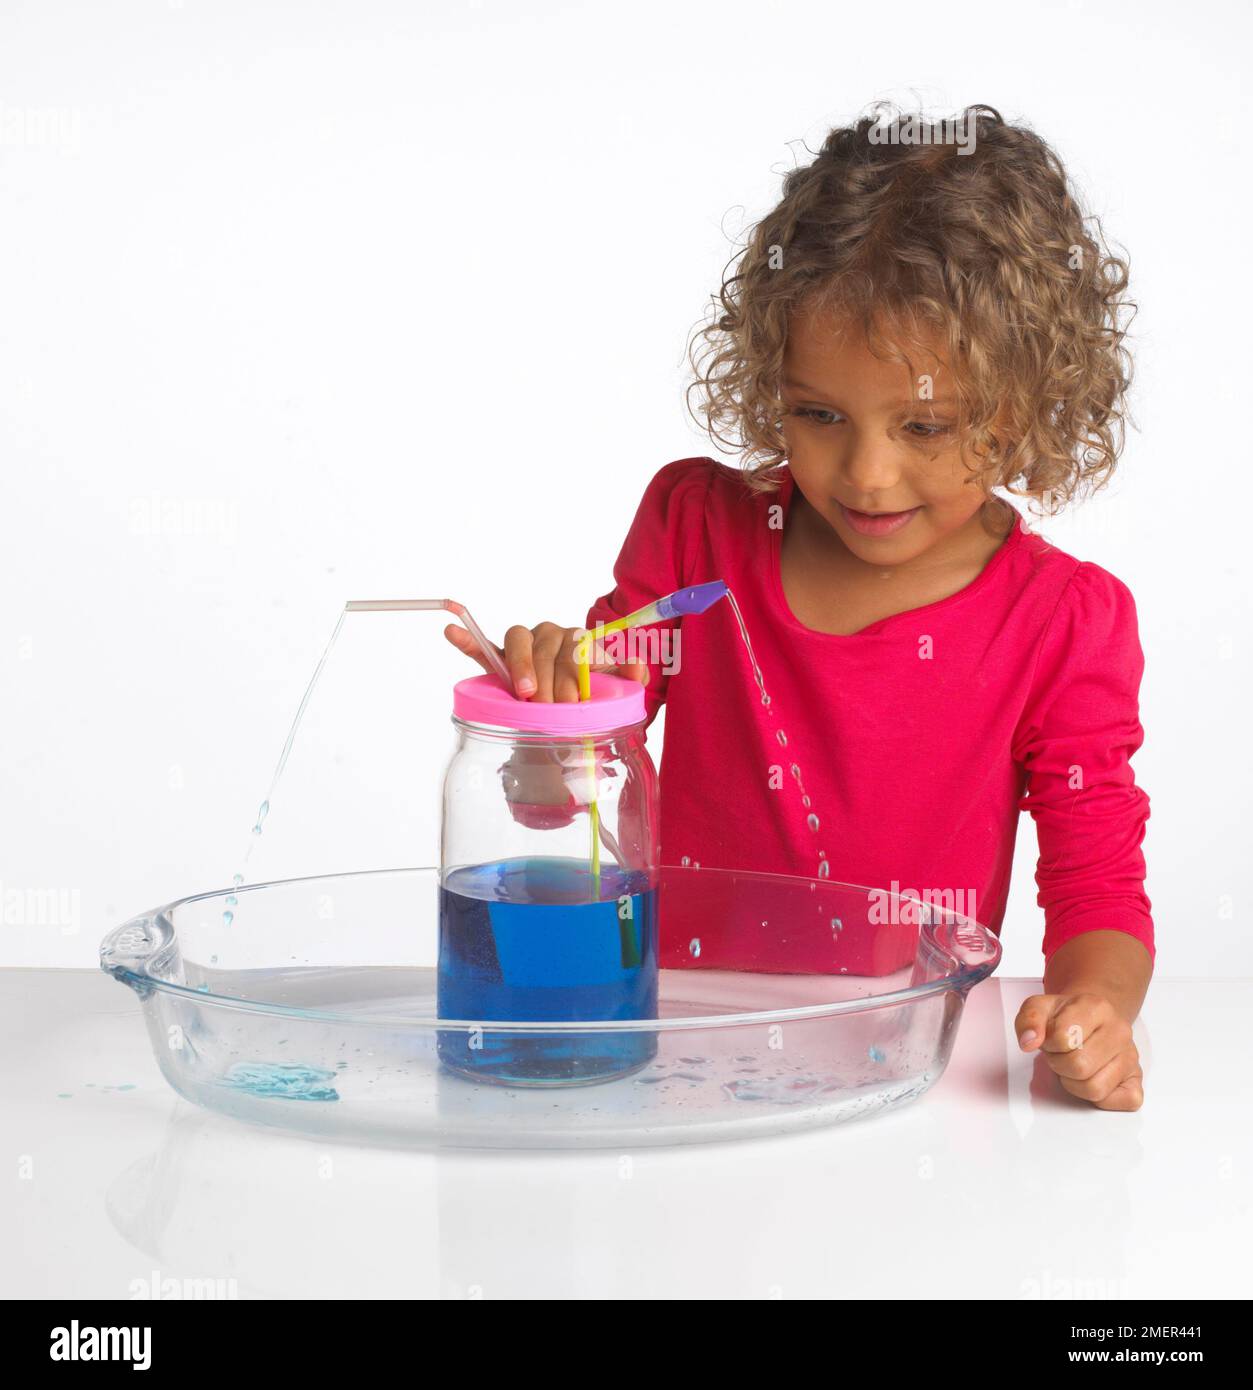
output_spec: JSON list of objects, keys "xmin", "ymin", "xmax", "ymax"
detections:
[
  {"xmin": 792, "ymin": 407, "xmax": 844, "ymax": 426},
  {"xmin": 904, "ymin": 421, "xmax": 951, "ymax": 439}
]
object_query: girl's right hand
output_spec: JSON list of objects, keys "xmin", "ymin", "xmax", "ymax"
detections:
[{"xmin": 443, "ymin": 621, "xmax": 649, "ymax": 702}]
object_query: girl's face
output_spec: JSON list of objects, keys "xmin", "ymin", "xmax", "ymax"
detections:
[{"xmin": 780, "ymin": 308, "xmax": 992, "ymax": 567}]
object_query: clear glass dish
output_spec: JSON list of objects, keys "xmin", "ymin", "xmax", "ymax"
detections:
[{"xmin": 100, "ymin": 865, "xmax": 1000, "ymax": 1149}]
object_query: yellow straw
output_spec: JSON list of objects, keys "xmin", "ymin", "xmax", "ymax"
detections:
[
  {"xmin": 575, "ymin": 632, "xmax": 600, "ymax": 898},
  {"xmin": 575, "ymin": 614, "xmax": 638, "ymax": 896}
]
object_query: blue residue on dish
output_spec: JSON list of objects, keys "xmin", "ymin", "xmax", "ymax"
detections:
[{"xmin": 216, "ymin": 1062, "xmax": 340, "ymax": 1102}]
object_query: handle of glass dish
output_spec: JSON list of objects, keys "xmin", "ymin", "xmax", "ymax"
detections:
[
  {"xmin": 100, "ymin": 912, "xmax": 170, "ymax": 992},
  {"xmin": 917, "ymin": 916, "xmax": 1002, "ymax": 991}
]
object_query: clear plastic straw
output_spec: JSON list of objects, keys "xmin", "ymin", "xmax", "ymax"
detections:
[{"xmin": 345, "ymin": 598, "xmax": 512, "ymax": 688}]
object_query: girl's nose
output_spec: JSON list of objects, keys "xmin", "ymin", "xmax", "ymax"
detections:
[{"xmin": 840, "ymin": 437, "xmax": 903, "ymax": 496}]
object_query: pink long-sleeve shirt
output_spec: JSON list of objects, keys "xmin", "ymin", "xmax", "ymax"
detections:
[{"xmin": 587, "ymin": 458, "xmax": 1153, "ymax": 966}]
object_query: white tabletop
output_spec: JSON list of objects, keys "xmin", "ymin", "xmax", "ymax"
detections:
[{"xmin": 2, "ymin": 969, "xmax": 1247, "ymax": 1300}]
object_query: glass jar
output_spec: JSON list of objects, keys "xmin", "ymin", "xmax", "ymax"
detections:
[{"xmin": 438, "ymin": 672, "xmax": 659, "ymax": 1086}]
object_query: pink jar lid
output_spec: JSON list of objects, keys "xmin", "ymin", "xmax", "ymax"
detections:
[{"xmin": 452, "ymin": 672, "xmax": 647, "ymax": 734}]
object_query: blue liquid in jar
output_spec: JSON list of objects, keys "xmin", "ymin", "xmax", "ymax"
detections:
[{"xmin": 438, "ymin": 856, "xmax": 658, "ymax": 1086}]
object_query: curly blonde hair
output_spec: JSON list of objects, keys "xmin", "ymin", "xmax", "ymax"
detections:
[{"xmin": 688, "ymin": 105, "xmax": 1134, "ymax": 509}]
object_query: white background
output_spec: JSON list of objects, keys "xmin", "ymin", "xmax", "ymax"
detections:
[{"xmin": 2, "ymin": 0, "xmax": 1249, "ymax": 974}]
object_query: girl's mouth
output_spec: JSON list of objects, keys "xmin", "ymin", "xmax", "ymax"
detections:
[{"xmin": 838, "ymin": 503, "xmax": 921, "ymax": 537}]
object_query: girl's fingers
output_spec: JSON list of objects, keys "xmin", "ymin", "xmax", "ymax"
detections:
[
  {"xmin": 577, "ymin": 634, "xmax": 652, "ymax": 687},
  {"xmin": 1041, "ymin": 1016, "xmax": 1129, "ymax": 1080},
  {"xmin": 1040, "ymin": 995, "xmax": 1126, "ymax": 1058},
  {"xmin": 1094, "ymin": 1070, "xmax": 1145, "ymax": 1112},
  {"xmin": 524, "ymin": 623, "xmax": 570, "ymax": 704},
  {"xmin": 1017, "ymin": 993, "xmax": 1114, "ymax": 1054},
  {"xmin": 1014, "ymin": 994, "xmax": 1061, "ymax": 1051},
  {"xmin": 1059, "ymin": 1050, "xmax": 1144, "ymax": 1109},
  {"xmin": 551, "ymin": 629, "xmax": 648, "ymax": 702},
  {"xmin": 1016, "ymin": 992, "xmax": 1143, "ymax": 1109},
  {"xmin": 457, "ymin": 623, "xmax": 653, "ymax": 705},
  {"xmin": 550, "ymin": 627, "xmax": 583, "ymax": 704},
  {"xmin": 444, "ymin": 623, "xmax": 501, "ymax": 674},
  {"xmin": 502, "ymin": 626, "xmax": 538, "ymax": 698}
]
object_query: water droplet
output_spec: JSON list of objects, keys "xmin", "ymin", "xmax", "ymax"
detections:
[
  {"xmin": 807, "ymin": 813, "xmax": 820, "ymax": 832},
  {"xmin": 802, "ymin": 795, "xmax": 811, "ymax": 808},
  {"xmin": 222, "ymin": 909, "xmax": 234, "ymax": 926},
  {"xmin": 232, "ymin": 873, "xmax": 244, "ymax": 886},
  {"xmin": 210, "ymin": 953, "xmax": 219, "ymax": 964},
  {"xmin": 775, "ymin": 730, "xmax": 788, "ymax": 747},
  {"xmin": 790, "ymin": 764, "xmax": 801, "ymax": 781},
  {"xmin": 760, "ymin": 920, "xmax": 768, "ymax": 927},
  {"xmin": 251, "ymin": 824, "xmax": 262, "ymax": 836},
  {"xmin": 225, "ymin": 894, "xmax": 237, "ymax": 907},
  {"xmin": 760, "ymin": 693, "xmax": 771, "ymax": 707},
  {"xmin": 689, "ymin": 938, "xmax": 702, "ymax": 958},
  {"xmin": 693, "ymin": 860, "xmax": 700, "ymax": 870},
  {"xmin": 868, "ymin": 1045, "xmax": 887, "ymax": 1064},
  {"xmin": 680, "ymin": 855, "xmax": 691, "ymax": 867},
  {"xmin": 256, "ymin": 800, "xmax": 270, "ymax": 822},
  {"xmin": 831, "ymin": 917, "xmax": 843, "ymax": 933},
  {"xmin": 817, "ymin": 860, "xmax": 830, "ymax": 879}
]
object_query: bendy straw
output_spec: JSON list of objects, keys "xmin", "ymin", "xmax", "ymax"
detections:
[
  {"xmin": 345, "ymin": 598, "xmax": 512, "ymax": 688},
  {"xmin": 578, "ymin": 582, "xmax": 729, "ymax": 648}
]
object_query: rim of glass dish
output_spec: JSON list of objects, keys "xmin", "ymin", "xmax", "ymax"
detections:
[{"xmin": 105, "ymin": 863, "xmax": 1000, "ymax": 1032}]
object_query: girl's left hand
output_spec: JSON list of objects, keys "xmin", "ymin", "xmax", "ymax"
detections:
[{"xmin": 1014, "ymin": 992, "xmax": 1144, "ymax": 1111}]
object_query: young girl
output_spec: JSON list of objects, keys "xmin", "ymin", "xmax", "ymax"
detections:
[{"xmin": 446, "ymin": 105, "xmax": 1153, "ymax": 1112}]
